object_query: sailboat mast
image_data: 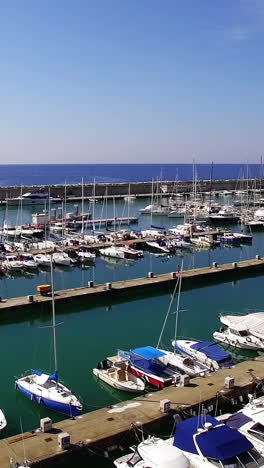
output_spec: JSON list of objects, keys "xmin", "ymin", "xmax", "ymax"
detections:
[
  {"xmin": 174, "ymin": 262, "xmax": 183, "ymax": 353},
  {"xmin": 81, "ymin": 177, "xmax": 84, "ymax": 237},
  {"xmin": 50, "ymin": 257, "xmax": 58, "ymax": 385}
]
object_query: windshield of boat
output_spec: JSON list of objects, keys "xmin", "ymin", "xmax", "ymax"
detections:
[
  {"xmin": 248, "ymin": 422, "xmax": 264, "ymax": 440},
  {"xmin": 207, "ymin": 448, "xmax": 264, "ymax": 467}
]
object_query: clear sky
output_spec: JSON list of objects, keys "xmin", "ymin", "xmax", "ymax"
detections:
[{"xmin": 1, "ymin": 0, "xmax": 264, "ymax": 163}]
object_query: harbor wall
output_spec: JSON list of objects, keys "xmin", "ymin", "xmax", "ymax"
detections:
[{"xmin": 0, "ymin": 178, "xmax": 262, "ymax": 199}]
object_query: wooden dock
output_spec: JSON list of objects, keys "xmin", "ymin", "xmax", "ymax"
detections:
[
  {"xmin": 0, "ymin": 256, "xmax": 264, "ymax": 317},
  {"xmin": 2, "ymin": 356, "xmax": 264, "ymax": 467}
]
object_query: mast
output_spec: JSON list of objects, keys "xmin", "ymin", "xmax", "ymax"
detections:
[
  {"xmin": 174, "ymin": 262, "xmax": 183, "ymax": 353},
  {"xmin": 81, "ymin": 177, "xmax": 84, "ymax": 237},
  {"xmin": 209, "ymin": 161, "xmax": 214, "ymax": 212},
  {"xmin": 50, "ymin": 256, "xmax": 58, "ymax": 387}
]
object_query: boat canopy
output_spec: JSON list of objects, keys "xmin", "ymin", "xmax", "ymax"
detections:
[
  {"xmin": 150, "ymin": 225, "xmax": 166, "ymax": 230},
  {"xmin": 132, "ymin": 346, "xmax": 166, "ymax": 360},
  {"xmin": 173, "ymin": 415, "xmax": 253, "ymax": 460},
  {"xmin": 221, "ymin": 313, "xmax": 264, "ymax": 339},
  {"xmin": 190, "ymin": 341, "xmax": 231, "ymax": 363}
]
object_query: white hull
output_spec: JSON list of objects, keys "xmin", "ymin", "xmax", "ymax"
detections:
[
  {"xmin": 0, "ymin": 409, "xmax": 7, "ymax": 431},
  {"xmin": 157, "ymin": 350, "xmax": 210, "ymax": 377},
  {"xmin": 93, "ymin": 368, "xmax": 144, "ymax": 393},
  {"xmin": 213, "ymin": 330, "xmax": 264, "ymax": 350},
  {"xmin": 172, "ymin": 339, "xmax": 233, "ymax": 370}
]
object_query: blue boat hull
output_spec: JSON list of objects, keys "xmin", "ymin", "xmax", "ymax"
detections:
[{"xmin": 16, "ymin": 383, "xmax": 81, "ymax": 417}]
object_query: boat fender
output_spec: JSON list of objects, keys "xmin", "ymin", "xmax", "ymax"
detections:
[{"xmin": 246, "ymin": 337, "xmax": 252, "ymax": 343}]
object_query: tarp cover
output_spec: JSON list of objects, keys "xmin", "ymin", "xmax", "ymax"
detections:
[
  {"xmin": 49, "ymin": 370, "xmax": 58, "ymax": 382},
  {"xmin": 173, "ymin": 415, "xmax": 253, "ymax": 460},
  {"xmin": 129, "ymin": 355, "xmax": 168, "ymax": 377},
  {"xmin": 132, "ymin": 346, "xmax": 166, "ymax": 360},
  {"xmin": 190, "ymin": 341, "xmax": 231, "ymax": 363},
  {"xmin": 226, "ymin": 413, "xmax": 252, "ymax": 430}
]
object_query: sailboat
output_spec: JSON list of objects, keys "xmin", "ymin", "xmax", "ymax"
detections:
[
  {"xmin": 157, "ymin": 266, "xmax": 210, "ymax": 377},
  {"xmin": 15, "ymin": 257, "xmax": 83, "ymax": 417}
]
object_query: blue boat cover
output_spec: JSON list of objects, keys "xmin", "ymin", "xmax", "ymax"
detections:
[
  {"xmin": 150, "ymin": 225, "xmax": 165, "ymax": 230},
  {"xmin": 173, "ymin": 415, "xmax": 253, "ymax": 460},
  {"xmin": 32, "ymin": 369, "xmax": 42, "ymax": 376},
  {"xmin": 226, "ymin": 413, "xmax": 252, "ymax": 430},
  {"xmin": 130, "ymin": 356, "xmax": 167, "ymax": 376},
  {"xmin": 132, "ymin": 346, "xmax": 166, "ymax": 360},
  {"xmin": 190, "ymin": 341, "xmax": 231, "ymax": 363},
  {"xmin": 49, "ymin": 370, "xmax": 58, "ymax": 382}
]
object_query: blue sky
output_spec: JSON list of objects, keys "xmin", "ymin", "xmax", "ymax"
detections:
[{"xmin": 0, "ymin": 0, "xmax": 264, "ymax": 163}]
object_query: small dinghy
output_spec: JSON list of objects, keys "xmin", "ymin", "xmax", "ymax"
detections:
[
  {"xmin": 0, "ymin": 409, "xmax": 7, "ymax": 431},
  {"xmin": 93, "ymin": 356, "xmax": 145, "ymax": 393}
]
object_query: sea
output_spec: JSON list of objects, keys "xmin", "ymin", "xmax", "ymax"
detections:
[
  {"xmin": 0, "ymin": 163, "xmax": 262, "ymax": 186},
  {"xmin": 0, "ymin": 163, "xmax": 263, "ymax": 467}
]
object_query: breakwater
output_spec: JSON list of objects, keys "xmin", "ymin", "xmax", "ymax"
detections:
[{"xmin": 0, "ymin": 178, "xmax": 263, "ymax": 200}]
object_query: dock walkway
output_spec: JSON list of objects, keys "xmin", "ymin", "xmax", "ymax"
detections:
[
  {"xmin": 0, "ymin": 256, "xmax": 263, "ymax": 316},
  {"xmin": 1, "ymin": 357, "xmax": 264, "ymax": 467}
]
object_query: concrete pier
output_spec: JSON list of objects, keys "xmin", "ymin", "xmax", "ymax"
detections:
[
  {"xmin": 0, "ymin": 256, "xmax": 264, "ymax": 318},
  {"xmin": 2, "ymin": 357, "xmax": 264, "ymax": 467}
]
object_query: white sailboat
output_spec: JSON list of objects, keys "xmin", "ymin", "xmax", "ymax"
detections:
[
  {"xmin": 157, "ymin": 266, "xmax": 210, "ymax": 377},
  {"xmin": 15, "ymin": 257, "xmax": 83, "ymax": 417}
]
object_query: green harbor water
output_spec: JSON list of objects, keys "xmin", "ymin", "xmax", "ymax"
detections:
[{"xmin": 0, "ymin": 197, "xmax": 264, "ymax": 466}]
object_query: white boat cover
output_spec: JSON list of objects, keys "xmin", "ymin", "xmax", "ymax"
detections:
[{"xmin": 221, "ymin": 313, "xmax": 264, "ymax": 339}]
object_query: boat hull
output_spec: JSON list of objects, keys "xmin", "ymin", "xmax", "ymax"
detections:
[
  {"xmin": 16, "ymin": 383, "xmax": 81, "ymax": 417},
  {"xmin": 93, "ymin": 369, "xmax": 144, "ymax": 393}
]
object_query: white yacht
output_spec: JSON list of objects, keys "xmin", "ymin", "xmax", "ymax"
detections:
[
  {"xmin": 99, "ymin": 246, "xmax": 125, "ymax": 259},
  {"xmin": 172, "ymin": 339, "xmax": 234, "ymax": 370},
  {"xmin": 2, "ymin": 255, "xmax": 24, "ymax": 272},
  {"xmin": 53, "ymin": 252, "xmax": 72, "ymax": 267},
  {"xmin": 213, "ymin": 315, "xmax": 264, "ymax": 350},
  {"xmin": 20, "ymin": 254, "xmax": 38, "ymax": 270},
  {"xmin": 114, "ymin": 436, "xmax": 189, "ymax": 468},
  {"xmin": 172, "ymin": 414, "xmax": 264, "ymax": 467},
  {"xmin": 34, "ymin": 254, "xmax": 52, "ymax": 267},
  {"xmin": 224, "ymin": 395, "xmax": 264, "ymax": 457},
  {"xmin": 215, "ymin": 313, "xmax": 264, "ymax": 343},
  {"xmin": 6, "ymin": 192, "xmax": 61, "ymax": 206}
]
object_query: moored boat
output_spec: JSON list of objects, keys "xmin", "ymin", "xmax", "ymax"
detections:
[
  {"xmin": 93, "ymin": 356, "xmax": 145, "ymax": 393},
  {"xmin": 172, "ymin": 339, "xmax": 234, "ymax": 370}
]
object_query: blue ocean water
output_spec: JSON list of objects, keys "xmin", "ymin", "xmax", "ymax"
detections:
[{"xmin": 0, "ymin": 163, "xmax": 262, "ymax": 186}]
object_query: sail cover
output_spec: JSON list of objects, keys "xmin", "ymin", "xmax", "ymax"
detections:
[
  {"xmin": 190, "ymin": 341, "xmax": 230, "ymax": 363},
  {"xmin": 173, "ymin": 415, "xmax": 253, "ymax": 460},
  {"xmin": 131, "ymin": 346, "xmax": 166, "ymax": 360}
]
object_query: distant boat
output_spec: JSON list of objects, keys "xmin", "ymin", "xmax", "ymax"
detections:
[
  {"xmin": 15, "ymin": 257, "xmax": 83, "ymax": 416},
  {"xmin": 6, "ymin": 192, "xmax": 62, "ymax": 206}
]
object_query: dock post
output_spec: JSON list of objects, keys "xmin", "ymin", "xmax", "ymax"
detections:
[
  {"xmin": 232, "ymin": 262, "xmax": 237, "ymax": 268},
  {"xmin": 88, "ymin": 281, "xmax": 94, "ymax": 288},
  {"xmin": 170, "ymin": 272, "xmax": 177, "ymax": 279},
  {"xmin": 212, "ymin": 262, "xmax": 218, "ymax": 268},
  {"xmin": 148, "ymin": 272, "xmax": 154, "ymax": 278},
  {"xmin": 256, "ymin": 255, "xmax": 261, "ymax": 260},
  {"xmin": 106, "ymin": 282, "xmax": 112, "ymax": 290}
]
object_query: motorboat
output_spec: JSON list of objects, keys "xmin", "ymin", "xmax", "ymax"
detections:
[
  {"xmin": 114, "ymin": 436, "xmax": 189, "ymax": 468},
  {"xmin": 34, "ymin": 254, "xmax": 52, "ymax": 267},
  {"xmin": 218, "ymin": 232, "xmax": 241, "ymax": 245},
  {"xmin": 6, "ymin": 192, "xmax": 61, "ymax": 206},
  {"xmin": 20, "ymin": 254, "xmax": 38, "ymax": 270},
  {"xmin": 145, "ymin": 241, "xmax": 170, "ymax": 254},
  {"xmin": 213, "ymin": 315, "xmax": 264, "ymax": 350},
  {"xmin": 53, "ymin": 252, "xmax": 72, "ymax": 266},
  {"xmin": 77, "ymin": 250, "xmax": 96, "ymax": 262},
  {"xmin": 209, "ymin": 207, "xmax": 240, "ymax": 223},
  {"xmin": 99, "ymin": 246, "xmax": 125, "ymax": 259},
  {"xmin": 118, "ymin": 346, "xmax": 180, "ymax": 389},
  {"xmin": 190, "ymin": 236, "xmax": 215, "ymax": 248},
  {"xmin": 167, "ymin": 238, "xmax": 192, "ymax": 250},
  {"xmin": 224, "ymin": 395, "xmax": 264, "ymax": 457},
  {"xmin": 0, "ymin": 409, "xmax": 7, "ymax": 431},
  {"xmin": 172, "ymin": 339, "xmax": 234, "ymax": 370},
  {"xmin": 2, "ymin": 223, "xmax": 17, "ymax": 238},
  {"xmin": 172, "ymin": 414, "xmax": 264, "ymax": 467},
  {"xmin": 118, "ymin": 245, "xmax": 144, "ymax": 259},
  {"xmin": 2, "ymin": 255, "xmax": 24, "ymax": 271},
  {"xmin": 93, "ymin": 356, "xmax": 145, "ymax": 393},
  {"xmin": 215, "ymin": 313, "xmax": 264, "ymax": 342},
  {"xmin": 16, "ymin": 258, "xmax": 82, "ymax": 417},
  {"xmin": 232, "ymin": 232, "xmax": 253, "ymax": 243}
]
